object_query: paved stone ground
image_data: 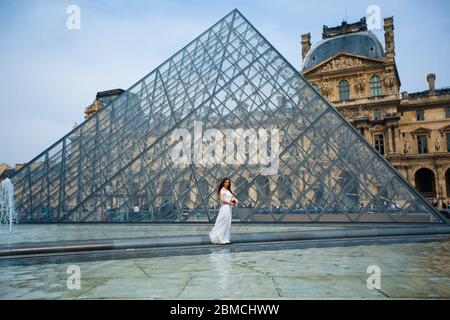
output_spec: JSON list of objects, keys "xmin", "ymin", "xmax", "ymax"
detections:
[
  {"xmin": 1, "ymin": 240, "xmax": 449, "ymax": 299},
  {"xmin": 0, "ymin": 224, "xmax": 347, "ymax": 245}
]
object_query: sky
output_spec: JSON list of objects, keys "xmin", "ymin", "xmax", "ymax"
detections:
[{"xmin": 0, "ymin": 0, "xmax": 449, "ymax": 166}]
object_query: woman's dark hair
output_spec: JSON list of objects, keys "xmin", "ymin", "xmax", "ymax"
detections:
[{"xmin": 217, "ymin": 177, "xmax": 234, "ymax": 195}]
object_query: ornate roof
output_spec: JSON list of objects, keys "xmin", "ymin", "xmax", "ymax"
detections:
[
  {"xmin": 322, "ymin": 18, "xmax": 368, "ymax": 39},
  {"xmin": 303, "ymin": 31, "xmax": 385, "ymax": 71},
  {"xmin": 96, "ymin": 89, "xmax": 125, "ymax": 99}
]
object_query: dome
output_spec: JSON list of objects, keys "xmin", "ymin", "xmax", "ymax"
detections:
[{"xmin": 303, "ymin": 31, "xmax": 385, "ymax": 70}]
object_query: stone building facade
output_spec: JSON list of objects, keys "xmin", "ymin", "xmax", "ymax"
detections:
[{"xmin": 301, "ymin": 17, "xmax": 450, "ymax": 207}]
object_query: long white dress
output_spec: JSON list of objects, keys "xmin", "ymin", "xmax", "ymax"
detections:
[{"xmin": 209, "ymin": 189, "xmax": 233, "ymax": 244}]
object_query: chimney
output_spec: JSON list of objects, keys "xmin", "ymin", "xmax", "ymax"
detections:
[
  {"xmin": 301, "ymin": 33, "xmax": 311, "ymax": 61},
  {"xmin": 427, "ymin": 73, "xmax": 436, "ymax": 94},
  {"xmin": 384, "ymin": 17, "xmax": 395, "ymax": 60}
]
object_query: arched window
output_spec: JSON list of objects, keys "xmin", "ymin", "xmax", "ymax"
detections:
[
  {"xmin": 312, "ymin": 83, "xmax": 319, "ymax": 91},
  {"xmin": 415, "ymin": 168, "xmax": 436, "ymax": 199},
  {"xmin": 446, "ymin": 169, "xmax": 450, "ymax": 198},
  {"xmin": 370, "ymin": 75, "xmax": 382, "ymax": 97},
  {"xmin": 338, "ymin": 80, "xmax": 350, "ymax": 101}
]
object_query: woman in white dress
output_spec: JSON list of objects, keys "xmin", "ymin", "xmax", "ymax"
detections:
[{"xmin": 209, "ymin": 177, "xmax": 238, "ymax": 244}]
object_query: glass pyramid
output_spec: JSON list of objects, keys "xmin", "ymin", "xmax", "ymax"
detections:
[{"xmin": 11, "ymin": 9, "xmax": 446, "ymax": 223}]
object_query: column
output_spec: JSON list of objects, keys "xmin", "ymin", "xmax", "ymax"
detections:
[
  {"xmin": 436, "ymin": 165, "xmax": 445, "ymax": 207},
  {"xmin": 406, "ymin": 165, "xmax": 414, "ymax": 186},
  {"xmin": 443, "ymin": 168, "xmax": 449, "ymax": 205}
]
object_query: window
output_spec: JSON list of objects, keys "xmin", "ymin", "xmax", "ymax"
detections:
[
  {"xmin": 338, "ymin": 80, "xmax": 350, "ymax": 101},
  {"xmin": 446, "ymin": 132, "xmax": 450, "ymax": 152},
  {"xmin": 370, "ymin": 75, "xmax": 382, "ymax": 97},
  {"xmin": 445, "ymin": 106, "xmax": 450, "ymax": 119},
  {"xmin": 417, "ymin": 135, "xmax": 428, "ymax": 154},
  {"xmin": 374, "ymin": 109, "xmax": 382, "ymax": 120},
  {"xmin": 312, "ymin": 83, "xmax": 319, "ymax": 91},
  {"xmin": 416, "ymin": 109, "xmax": 425, "ymax": 121},
  {"xmin": 374, "ymin": 134, "xmax": 385, "ymax": 155}
]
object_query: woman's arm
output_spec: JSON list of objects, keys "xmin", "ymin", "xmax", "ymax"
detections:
[{"xmin": 220, "ymin": 190, "xmax": 234, "ymax": 205}]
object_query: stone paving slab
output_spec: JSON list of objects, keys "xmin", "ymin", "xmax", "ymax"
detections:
[{"xmin": 0, "ymin": 240, "xmax": 449, "ymax": 299}]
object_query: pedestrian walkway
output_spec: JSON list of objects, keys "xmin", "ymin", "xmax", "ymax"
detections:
[{"xmin": 1, "ymin": 240, "xmax": 449, "ymax": 299}]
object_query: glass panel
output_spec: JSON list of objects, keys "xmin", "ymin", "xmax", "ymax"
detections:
[
  {"xmin": 374, "ymin": 109, "xmax": 382, "ymax": 120},
  {"xmin": 374, "ymin": 134, "xmax": 385, "ymax": 155},
  {"xmin": 416, "ymin": 109, "xmax": 425, "ymax": 121},
  {"xmin": 447, "ymin": 132, "xmax": 450, "ymax": 152},
  {"xmin": 338, "ymin": 80, "xmax": 350, "ymax": 101},
  {"xmin": 445, "ymin": 106, "xmax": 450, "ymax": 119},
  {"xmin": 418, "ymin": 135, "xmax": 428, "ymax": 154},
  {"xmin": 370, "ymin": 75, "xmax": 382, "ymax": 97}
]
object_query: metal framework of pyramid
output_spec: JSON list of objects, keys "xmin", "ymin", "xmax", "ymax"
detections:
[{"xmin": 11, "ymin": 9, "xmax": 446, "ymax": 224}]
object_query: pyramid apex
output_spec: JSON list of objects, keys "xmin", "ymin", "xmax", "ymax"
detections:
[{"xmin": 231, "ymin": 8, "xmax": 244, "ymax": 17}]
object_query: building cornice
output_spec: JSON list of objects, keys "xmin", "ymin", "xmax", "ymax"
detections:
[
  {"xmin": 400, "ymin": 95, "xmax": 450, "ymax": 109},
  {"xmin": 333, "ymin": 96, "xmax": 401, "ymax": 108},
  {"xmin": 302, "ymin": 52, "xmax": 390, "ymax": 76}
]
